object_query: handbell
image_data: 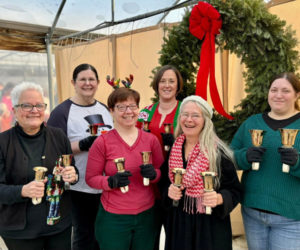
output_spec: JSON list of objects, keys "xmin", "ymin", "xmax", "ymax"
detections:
[
  {"xmin": 172, "ymin": 168, "xmax": 186, "ymax": 207},
  {"xmin": 143, "ymin": 121, "xmax": 150, "ymax": 132},
  {"xmin": 32, "ymin": 166, "xmax": 48, "ymax": 205},
  {"xmin": 201, "ymin": 171, "xmax": 216, "ymax": 215},
  {"xmin": 114, "ymin": 158, "xmax": 129, "ymax": 193},
  {"xmin": 249, "ymin": 129, "xmax": 265, "ymax": 170},
  {"xmin": 141, "ymin": 151, "xmax": 152, "ymax": 186},
  {"xmin": 61, "ymin": 154, "xmax": 73, "ymax": 189},
  {"xmin": 89, "ymin": 124, "xmax": 99, "ymax": 136},
  {"xmin": 163, "ymin": 123, "xmax": 172, "ymax": 151},
  {"xmin": 279, "ymin": 128, "xmax": 299, "ymax": 173}
]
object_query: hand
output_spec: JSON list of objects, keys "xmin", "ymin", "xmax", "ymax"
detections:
[
  {"xmin": 108, "ymin": 171, "xmax": 132, "ymax": 189},
  {"xmin": 168, "ymin": 184, "xmax": 184, "ymax": 200},
  {"xmin": 61, "ymin": 166, "xmax": 78, "ymax": 183},
  {"xmin": 278, "ymin": 147, "xmax": 299, "ymax": 166},
  {"xmin": 246, "ymin": 147, "xmax": 266, "ymax": 163},
  {"xmin": 21, "ymin": 179, "xmax": 47, "ymax": 198},
  {"xmin": 161, "ymin": 133, "xmax": 174, "ymax": 147},
  {"xmin": 203, "ymin": 191, "xmax": 223, "ymax": 208},
  {"xmin": 140, "ymin": 164, "xmax": 157, "ymax": 180},
  {"xmin": 79, "ymin": 136, "xmax": 97, "ymax": 151}
]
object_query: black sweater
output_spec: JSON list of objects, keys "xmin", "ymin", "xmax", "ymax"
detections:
[{"xmin": 0, "ymin": 124, "xmax": 74, "ymax": 238}]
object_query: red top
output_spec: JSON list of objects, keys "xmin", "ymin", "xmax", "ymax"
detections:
[{"xmin": 86, "ymin": 128, "xmax": 164, "ymax": 214}]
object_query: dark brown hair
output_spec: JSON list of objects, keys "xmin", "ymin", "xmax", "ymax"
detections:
[
  {"xmin": 72, "ymin": 64, "xmax": 99, "ymax": 81},
  {"xmin": 107, "ymin": 87, "xmax": 140, "ymax": 110},
  {"xmin": 270, "ymin": 72, "xmax": 300, "ymax": 110},
  {"xmin": 151, "ymin": 65, "xmax": 183, "ymax": 96}
]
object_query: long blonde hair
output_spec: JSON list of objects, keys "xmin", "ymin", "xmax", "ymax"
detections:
[{"xmin": 174, "ymin": 97, "xmax": 235, "ymax": 188}]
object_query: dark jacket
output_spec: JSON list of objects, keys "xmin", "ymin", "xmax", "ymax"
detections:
[{"xmin": 0, "ymin": 125, "xmax": 73, "ymax": 231}]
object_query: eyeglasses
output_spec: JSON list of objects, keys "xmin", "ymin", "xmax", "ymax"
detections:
[
  {"xmin": 15, "ymin": 103, "xmax": 47, "ymax": 112},
  {"xmin": 115, "ymin": 104, "xmax": 138, "ymax": 112},
  {"xmin": 181, "ymin": 112, "xmax": 202, "ymax": 120},
  {"xmin": 77, "ymin": 78, "xmax": 97, "ymax": 83}
]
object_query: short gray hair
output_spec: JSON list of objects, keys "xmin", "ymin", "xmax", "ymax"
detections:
[{"xmin": 11, "ymin": 82, "xmax": 44, "ymax": 106}]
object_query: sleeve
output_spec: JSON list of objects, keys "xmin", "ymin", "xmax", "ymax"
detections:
[
  {"xmin": 0, "ymin": 147, "xmax": 27, "ymax": 205},
  {"xmin": 158, "ymin": 150, "xmax": 173, "ymax": 210},
  {"xmin": 230, "ymin": 120, "xmax": 252, "ymax": 171},
  {"xmin": 213, "ymin": 156, "xmax": 243, "ymax": 219},
  {"xmin": 47, "ymin": 101, "xmax": 70, "ymax": 136},
  {"xmin": 288, "ymin": 151, "xmax": 300, "ymax": 179},
  {"xmin": 149, "ymin": 135, "xmax": 164, "ymax": 183},
  {"xmin": 85, "ymin": 136, "xmax": 110, "ymax": 191}
]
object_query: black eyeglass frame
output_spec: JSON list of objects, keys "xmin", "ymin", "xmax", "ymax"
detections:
[{"xmin": 14, "ymin": 103, "xmax": 47, "ymax": 112}]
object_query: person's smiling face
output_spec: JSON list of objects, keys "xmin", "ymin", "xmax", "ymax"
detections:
[
  {"xmin": 268, "ymin": 78, "xmax": 300, "ymax": 116},
  {"xmin": 158, "ymin": 69, "xmax": 178, "ymax": 102},
  {"xmin": 179, "ymin": 101, "xmax": 205, "ymax": 138},
  {"xmin": 13, "ymin": 89, "xmax": 45, "ymax": 134},
  {"xmin": 111, "ymin": 97, "xmax": 139, "ymax": 128},
  {"xmin": 72, "ymin": 69, "xmax": 99, "ymax": 99}
]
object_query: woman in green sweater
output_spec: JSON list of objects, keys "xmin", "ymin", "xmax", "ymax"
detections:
[{"xmin": 231, "ymin": 72, "xmax": 300, "ymax": 250}]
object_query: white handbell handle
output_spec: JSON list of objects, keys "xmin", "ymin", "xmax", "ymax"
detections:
[
  {"xmin": 143, "ymin": 177, "xmax": 150, "ymax": 186},
  {"xmin": 282, "ymin": 163, "xmax": 290, "ymax": 173},
  {"xmin": 205, "ymin": 206, "xmax": 212, "ymax": 215},
  {"xmin": 164, "ymin": 145, "xmax": 170, "ymax": 151},
  {"xmin": 32, "ymin": 197, "xmax": 42, "ymax": 205},
  {"xmin": 120, "ymin": 185, "xmax": 129, "ymax": 193},
  {"xmin": 252, "ymin": 162, "xmax": 260, "ymax": 171}
]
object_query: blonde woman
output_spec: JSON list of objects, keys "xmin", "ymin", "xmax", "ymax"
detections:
[{"xmin": 161, "ymin": 95, "xmax": 242, "ymax": 250}]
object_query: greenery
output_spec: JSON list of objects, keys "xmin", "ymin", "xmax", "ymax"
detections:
[{"xmin": 153, "ymin": 0, "xmax": 300, "ymax": 142}]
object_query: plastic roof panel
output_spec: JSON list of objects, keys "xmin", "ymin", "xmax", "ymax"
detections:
[{"xmin": 0, "ymin": 0, "xmax": 181, "ymax": 34}]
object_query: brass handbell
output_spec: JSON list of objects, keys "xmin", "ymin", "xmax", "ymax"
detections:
[
  {"xmin": 172, "ymin": 168, "xmax": 186, "ymax": 207},
  {"xmin": 32, "ymin": 166, "xmax": 48, "ymax": 205},
  {"xmin": 89, "ymin": 124, "xmax": 99, "ymax": 136},
  {"xmin": 141, "ymin": 151, "xmax": 152, "ymax": 186},
  {"xmin": 61, "ymin": 154, "xmax": 73, "ymax": 189},
  {"xmin": 201, "ymin": 171, "xmax": 216, "ymax": 215},
  {"xmin": 143, "ymin": 121, "xmax": 150, "ymax": 132},
  {"xmin": 279, "ymin": 129, "xmax": 299, "ymax": 173},
  {"xmin": 114, "ymin": 158, "xmax": 129, "ymax": 193},
  {"xmin": 163, "ymin": 123, "xmax": 172, "ymax": 151},
  {"xmin": 249, "ymin": 129, "xmax": 265, "ymax": 170}
]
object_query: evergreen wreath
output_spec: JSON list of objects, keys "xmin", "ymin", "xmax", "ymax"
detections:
[{"xmin": 153, "ymin": 0, "xmax": 300, "ymax": 142}]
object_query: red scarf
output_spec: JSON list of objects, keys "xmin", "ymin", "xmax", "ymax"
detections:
[{"xmin": 169, "ymin": 134, "xmax": 209, "ymax": 214}]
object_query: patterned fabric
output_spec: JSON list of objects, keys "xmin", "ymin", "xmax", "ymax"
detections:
[{"xmin": 169, "ymin": 134, "xmax": 209, "ymax": 214}]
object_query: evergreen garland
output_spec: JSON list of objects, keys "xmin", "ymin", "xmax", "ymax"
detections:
[{"xmin": 153, "ymin": 0, "xmax": 300, "ymax": 142}]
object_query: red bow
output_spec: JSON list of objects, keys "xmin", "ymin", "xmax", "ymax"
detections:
[{"xmin": 189, "ymin": 2, "xmax": 233, "ymax": 120}]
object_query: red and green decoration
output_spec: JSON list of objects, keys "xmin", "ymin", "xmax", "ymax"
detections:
[{"xmin": 154, "ymin": 0, "xmax": 299, "ymax": 141}]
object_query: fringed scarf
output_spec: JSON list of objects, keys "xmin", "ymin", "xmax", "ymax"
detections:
[{"xmin": 169, "ymin": 134, "xmax": 209, "ymax": 214}]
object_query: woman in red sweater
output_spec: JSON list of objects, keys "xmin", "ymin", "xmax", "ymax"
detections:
[{"xmin": 86, "ymin": 87, "xmax": 164, "ymax": 250}]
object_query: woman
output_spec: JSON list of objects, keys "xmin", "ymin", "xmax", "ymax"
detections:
[
  {"xmin": 47, "ymin": 64, "xmax": 113, "ymax": 250},
  {"xmin": 162, "ymin": 95, "xmax": 241, "ymax": 250},
  {"xmin": 86, "ymin": 87, "xmax": 164, "ymax": 250},
  {"xmin": 0, "ymin": 82, "xmax": 77, "ymax": 250},
  {"xmin": 137, "ymin": 65, "xmax": 183, "ymax": 152},
  {"xmin": 231, "ymin": 72, "xmax": 300, "ymax": 250}
]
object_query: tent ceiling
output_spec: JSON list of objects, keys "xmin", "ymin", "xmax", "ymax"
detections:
[
  {"xmin": 0, "ymin": 0, "xmax": 293, "ymax": 53},
  {"xmin": 0, "ymin": 0, "xmax": 188, "ymax": 52}
]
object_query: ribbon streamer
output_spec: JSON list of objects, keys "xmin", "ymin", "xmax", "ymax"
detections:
[{"xmin": 189, "ymin": 2, "xmax": 233, "ymax": 120}]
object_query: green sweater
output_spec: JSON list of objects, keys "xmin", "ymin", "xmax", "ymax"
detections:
[{"xmin": 231, "ymin": 114, "xmax": 300, "ymax": 220}]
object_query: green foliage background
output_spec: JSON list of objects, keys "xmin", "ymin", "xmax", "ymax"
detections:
[{"xmin": 152, "ymin": 0, "xmax": 300, "ymax": 142}]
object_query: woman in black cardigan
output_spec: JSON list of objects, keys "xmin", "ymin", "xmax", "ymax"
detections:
[{"xmin": 0, "ymin": 82, "xmax": 78, "ymax": 250}]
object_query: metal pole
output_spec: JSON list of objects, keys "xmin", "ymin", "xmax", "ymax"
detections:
[{"xmin": 45, "ymin": 34, "xmax": 55, "ymax": 111}]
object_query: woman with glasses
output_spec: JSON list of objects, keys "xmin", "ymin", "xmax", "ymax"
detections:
[
  {"xmin": 47, "ymin": 64, "xmax": 113, "ymax": 250},
  {"xmin": 161, "ymin": 95, "xmax": 242, "ymax": 250},
  {"xmin": 86, "ymin": 87, "xmax": 164, "ymax": 250},
  {"xmin": 0, "ymin": 82, "xmax": 78, "ymax": 250}
]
